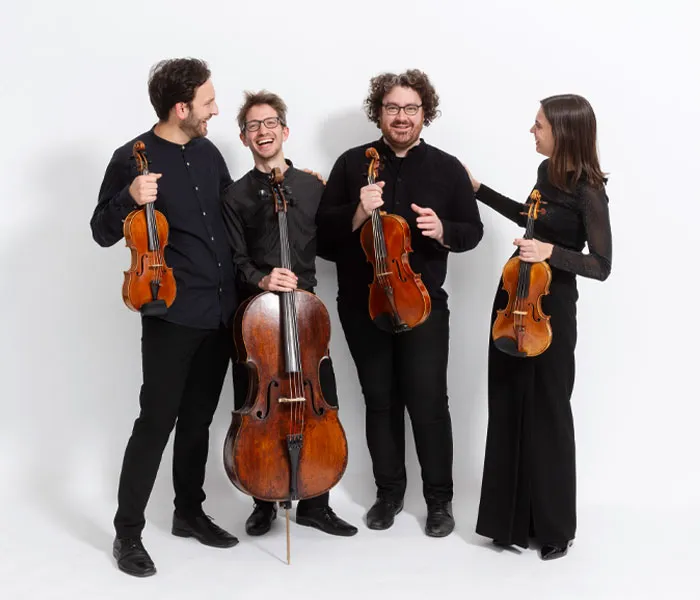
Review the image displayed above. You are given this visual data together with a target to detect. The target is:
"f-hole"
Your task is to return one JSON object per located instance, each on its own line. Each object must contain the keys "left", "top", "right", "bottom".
{"left": 258, "top": 380, "right": 277, "bottom": 419}
{"left": 391, "top": 258, "right": 406, "bottom": 282}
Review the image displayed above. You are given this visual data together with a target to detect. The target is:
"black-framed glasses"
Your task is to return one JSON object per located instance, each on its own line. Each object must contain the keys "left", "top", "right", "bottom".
{"left": 243, "top": 116, "right": 284, "bottom": 132}
{"left": 382, "top": 103, "right": 422, "bottom": 116}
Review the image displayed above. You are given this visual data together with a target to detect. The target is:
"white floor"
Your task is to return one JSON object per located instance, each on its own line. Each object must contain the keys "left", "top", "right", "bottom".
{"left": 1, "top": 479, "right": 696, "bottom": 600}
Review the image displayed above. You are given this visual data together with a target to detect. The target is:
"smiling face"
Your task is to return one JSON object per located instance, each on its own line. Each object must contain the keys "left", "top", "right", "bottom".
{"left": 239, "top": 103, "right": 289, "bottom": 163}
{"left": 179, "top": 78, "right": 218, "bottom": 139}
{"left": 378, "top": 86, "right": 424, "bottom": 153}
{"left": 530, "top": 105, "right": 555, "bottom": 157}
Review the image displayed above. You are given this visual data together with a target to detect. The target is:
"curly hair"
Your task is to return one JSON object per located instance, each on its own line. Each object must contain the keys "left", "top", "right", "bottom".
{"left": 236, "top": 90, "right": 288, "bottom": 132}
{"left": 364, "top": 69, "right": 440, "bottom": 126}
{"left": 148, "top": 58, "right": 211, "bottom": 121}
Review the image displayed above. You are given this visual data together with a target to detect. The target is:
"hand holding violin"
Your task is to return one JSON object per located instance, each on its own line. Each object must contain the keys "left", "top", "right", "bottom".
{"left": 353, "top": 181, "right": 385, "bottom": 230}
{"left": 129, "top": 173, "right": 162, "bottom": 206}
{"left": 514, "top": 238, "right": 553, "bottom": 263}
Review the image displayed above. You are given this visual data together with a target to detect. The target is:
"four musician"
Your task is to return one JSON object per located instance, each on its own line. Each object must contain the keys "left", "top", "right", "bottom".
{"left": 93, "top": 59, "right": 613, "bottom": 576}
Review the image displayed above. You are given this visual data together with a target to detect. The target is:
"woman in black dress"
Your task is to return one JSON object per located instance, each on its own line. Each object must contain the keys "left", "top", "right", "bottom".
{"left": 466, "top": 94, "right": 613, "bottom": 560}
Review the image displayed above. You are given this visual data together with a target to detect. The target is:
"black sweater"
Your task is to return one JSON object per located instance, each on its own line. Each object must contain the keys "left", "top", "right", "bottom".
{"left": 316, "top": 137, "right": 483, "bottom": 310}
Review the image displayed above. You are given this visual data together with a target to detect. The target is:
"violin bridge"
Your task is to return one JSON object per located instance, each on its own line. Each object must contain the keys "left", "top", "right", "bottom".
{"left": 279, "top": 397, "right": 306, "bottom": 404}
{"left": 512, "top": 310, "right": 528, "bottom": 316}
{"left": 148, "top": 264, "right": 164, "bottom": 268}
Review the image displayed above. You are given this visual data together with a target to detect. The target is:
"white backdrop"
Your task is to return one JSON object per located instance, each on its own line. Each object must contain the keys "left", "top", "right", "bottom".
{"left": 1, "top": 0, "right": 698, "bottom": 597}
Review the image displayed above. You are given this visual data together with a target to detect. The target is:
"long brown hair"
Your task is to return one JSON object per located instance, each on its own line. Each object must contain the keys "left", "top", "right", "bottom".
{"left": 541, "top": 94, "right": 606, "bottom": 191}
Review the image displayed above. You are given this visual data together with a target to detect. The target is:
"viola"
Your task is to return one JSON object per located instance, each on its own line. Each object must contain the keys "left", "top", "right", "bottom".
{"left": 223, "top": 167, "right": 347, "bottom": 563}
{"left": 360, "top": 147, "right": 431, "bottom": 333}
{"left": 122, "top": 141, "right": 176, "bottom": 316}
{"left": 492, "top": 189, "right": 552, "bottom": 357}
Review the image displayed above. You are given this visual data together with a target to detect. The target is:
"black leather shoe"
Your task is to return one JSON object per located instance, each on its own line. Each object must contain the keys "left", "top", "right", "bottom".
{"left": 366, "top": 497, "right": 403, "bottom": 530}
{"left": 245, "top": 502, "right": 277, "bottom": 536}
{"left": 113, "top": 536, "right": 156, "bottom": 577}
{"left": 296, "top": 506, "right": 358, "bottom": 536}
{"left": 425, "top": 500, "right": 455, "bottom": 537}
{"left": 540, "top": 541, "right": 573, "bottom": 560}
{"left": 172, "top": 512, "right": 239, "bottom": 548}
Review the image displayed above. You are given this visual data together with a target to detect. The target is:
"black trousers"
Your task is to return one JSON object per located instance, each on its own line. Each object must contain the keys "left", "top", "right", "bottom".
{"left": 114, "top": 317, "right": 233, "bottom": 538}
{"left": 338, "top": 302, "right": 452, "bottom": 503}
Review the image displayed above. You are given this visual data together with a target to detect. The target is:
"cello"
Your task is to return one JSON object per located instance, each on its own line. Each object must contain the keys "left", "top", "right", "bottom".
{"left": 492, "top": 189, "right": 552, "bottom": 357}
{"left": 122, "top": 141, "right": 176, "bottom": 316}
{"left": 360, "top": 147, "right": 431, "bottom": 333}
{"left": 223, "top": 167, "right": 348, "bottom": 563}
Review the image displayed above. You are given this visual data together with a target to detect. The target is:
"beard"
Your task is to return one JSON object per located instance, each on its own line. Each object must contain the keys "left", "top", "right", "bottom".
{"left": 180, "top": 112, "right": 207, "bottom": 139}
{"left": 380, "top": 117, "right": 423, "bottom": 151}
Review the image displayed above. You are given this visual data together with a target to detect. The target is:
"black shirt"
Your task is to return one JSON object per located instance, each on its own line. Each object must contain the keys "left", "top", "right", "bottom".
{"left": 316, "top": 138, "right": 484, "bottom": 310}
{"left": 221, "top": 161, "right": 325, "bottom": 300}
{"left": 476, "top": 159, "right": 612, "bottom": 281}
{"left": 90, "top": 127, "right": 237, "bottom": 329}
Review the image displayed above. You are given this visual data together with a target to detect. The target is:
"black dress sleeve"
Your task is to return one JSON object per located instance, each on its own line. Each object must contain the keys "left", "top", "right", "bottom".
{"left": 475, "top": 184, "right": 528, "bottom": 228}
{"left": 549, "top": 183, "right": 612, "bottom": 281}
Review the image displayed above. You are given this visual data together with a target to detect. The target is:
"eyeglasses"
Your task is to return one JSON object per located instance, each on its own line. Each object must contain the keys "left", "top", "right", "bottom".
{"left": 243, "top": 116, "right": 284, "bottom": 132}
{"left": 382, "top": 103, "right": 423, "bottom": 116}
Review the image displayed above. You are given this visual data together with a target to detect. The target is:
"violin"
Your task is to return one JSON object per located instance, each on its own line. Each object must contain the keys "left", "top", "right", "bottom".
{"left": 122, "top": 141, "right": 176, "bottom": 316}
{"left": 223, "top": 167, "right": 348, "bottom": 563}
{"left": 492, "top": 189, "right": 552, "bottom": 357}
{"left": 360, "top": 147, "right": 431, "bottom": 333}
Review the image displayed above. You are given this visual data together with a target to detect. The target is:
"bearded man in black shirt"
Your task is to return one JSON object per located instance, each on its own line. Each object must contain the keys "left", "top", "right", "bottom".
{"left": 316, "top": 70, "right": 483, "bottom": 537}
{"left": 221, "top": 90, "right": 357, "bottom": 538}
{"left": 91, "top": 58, "right": 239, "bottom": 578}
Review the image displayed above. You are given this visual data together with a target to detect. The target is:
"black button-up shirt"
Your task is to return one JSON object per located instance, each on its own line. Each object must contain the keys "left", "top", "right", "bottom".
{"left": 221, "top": 161, "right": 324, "bottom": 300}
{"left": 91, "top": 127, "right": 237, "bottom": 329}
{"left": 317, "top": 138, "right": 484, "bottom": 310}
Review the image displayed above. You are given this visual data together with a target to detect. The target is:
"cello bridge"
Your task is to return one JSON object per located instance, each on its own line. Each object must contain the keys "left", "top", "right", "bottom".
{"left": 279, "top": 397, "right": 306, "bottom": 404}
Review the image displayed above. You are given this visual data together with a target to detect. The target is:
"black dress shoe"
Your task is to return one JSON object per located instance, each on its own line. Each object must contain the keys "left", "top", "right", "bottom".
{"left": 540, "top": 541, "right": 573, "bottom": 560}
{"left": 171, "top": 512, "right": 239, "bottom": 548}
{"left": 245, "top": 501, "right": 277, "bottom": 536}
{"left": 296, "top": 506, "right": 358, "bottom": 537}
{"left": 113, "top": 536, "right": 156, "bottom": 577}
{"left": 425, "top": 500, "right": 455, "bottom": 537}
{"left": 366, "top": 497, "right": 403, "bottom": 530}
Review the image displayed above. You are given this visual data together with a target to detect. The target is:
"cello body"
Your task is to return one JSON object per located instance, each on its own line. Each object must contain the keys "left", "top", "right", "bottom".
{"left": 223, "top": 168, "right": 348, "bottom": 502}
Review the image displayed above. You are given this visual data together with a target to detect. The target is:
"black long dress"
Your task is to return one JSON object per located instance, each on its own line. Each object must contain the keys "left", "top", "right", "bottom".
{"left": 475, "top": 160, "right": 612, "bottom": 548}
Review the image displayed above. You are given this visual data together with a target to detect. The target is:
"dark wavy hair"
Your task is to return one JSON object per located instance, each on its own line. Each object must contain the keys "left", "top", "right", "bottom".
{"left": 541, "top": 94, "right": 607, "bottom": 191}
{"left": 236, "top": 90, "right": 288, "bottom": 132}
{"left": 364, "top": 69, "right": 441, "bottom": 126}
{"left": 148, "top": 58, "right": 211, "bottom": 121}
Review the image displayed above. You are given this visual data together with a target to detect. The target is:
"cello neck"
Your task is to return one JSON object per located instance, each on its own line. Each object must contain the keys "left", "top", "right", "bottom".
{"left": 270, "top": 168, "right": 301, "bottom": 374}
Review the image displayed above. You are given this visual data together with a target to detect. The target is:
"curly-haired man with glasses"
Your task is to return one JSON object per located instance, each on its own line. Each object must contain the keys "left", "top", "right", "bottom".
{"left": 317, "top": 70, "right": 483, "bottom": 538}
